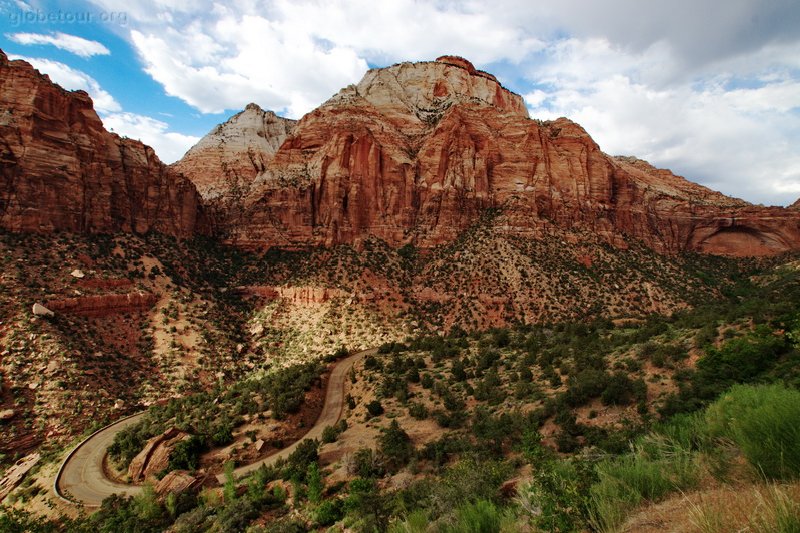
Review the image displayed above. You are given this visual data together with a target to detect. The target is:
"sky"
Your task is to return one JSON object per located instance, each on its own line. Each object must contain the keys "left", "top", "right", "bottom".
{"left": 0, "top": 1, "right": 799, "bottom": 206}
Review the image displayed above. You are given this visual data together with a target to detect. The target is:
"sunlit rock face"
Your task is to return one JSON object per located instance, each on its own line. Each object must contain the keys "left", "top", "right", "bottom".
{"left": 0, "top": 51, "right": 208, "bottom": 237}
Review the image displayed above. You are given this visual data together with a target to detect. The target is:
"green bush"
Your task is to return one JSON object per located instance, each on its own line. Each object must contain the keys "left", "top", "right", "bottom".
{"left": 705, "top": 383, "right": 800, "bottom": 479}
{"left": 315, "top": 498, "right": 344, "bottom": 527}
{"left": 349, "top": 448, "right": 385, "bottom": 478}
{"left": 444, "top": 500, "right": 507, "bottom": 533}
{"left": 284, "top": 439, "right": 319, "bottom": 482}
{"left": 589, "top": 443, "right": 698, "bottom": 531}
{"left": 379, "top": 420, "right": 414, "bottom": 472}
{"left": 366, "top": 400, "right": 384, "bottom": 417}
{"left": 168, "top": 435, "right": 206, "bottom": 472}
{"left": 408, "top": 402, "right": 429, "bottom": 420}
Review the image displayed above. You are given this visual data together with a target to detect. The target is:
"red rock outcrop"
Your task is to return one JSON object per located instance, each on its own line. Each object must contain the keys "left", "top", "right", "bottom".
{"left": 236, "top": 285, "right": 348, "bottom": 304}
{"left": 128, "top": 427, "right": 191, "bottom": 482}
{"left": 44, "top": 292, "right": 158, "bottom": 316}
{"left": 171, "top": 103, "right": 296, "bottom": 200}
{"left": 0, "top": 50, "right": 207, "bottom": 237}
{"left": 197, "top": 56, "right": 799, "bottom": 257}
{"left": 155, "top": 470, "right": 200, "bottom": 496}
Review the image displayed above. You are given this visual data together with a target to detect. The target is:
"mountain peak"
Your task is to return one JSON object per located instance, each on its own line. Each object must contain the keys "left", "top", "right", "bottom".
{"left": 323, "top": 56, "right": 529, "bottom": 124}
{"left": 172, "top": 104, "right": 296, "bottom": 199}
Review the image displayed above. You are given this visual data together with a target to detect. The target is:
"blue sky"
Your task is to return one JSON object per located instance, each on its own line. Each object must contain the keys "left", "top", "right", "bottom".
{"left": 1, "top": 0, "right": 799, "bottom": 206}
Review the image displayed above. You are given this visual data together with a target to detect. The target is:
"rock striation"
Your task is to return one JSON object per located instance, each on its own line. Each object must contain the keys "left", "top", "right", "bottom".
{"left": 171, "top": 103, "right": 296, "bottom": 200}
{"left": 44, "top": 291, "right": 158, "bottom": 316}
{"left": 0, "top": 50, "right": 207, "bottom": 238}
{"left": 192, "top": 55, "right": 800, "bottom": 257}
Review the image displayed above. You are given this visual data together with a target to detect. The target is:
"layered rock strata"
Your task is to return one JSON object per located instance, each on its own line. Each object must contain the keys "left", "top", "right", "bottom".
{"left": 196, "top": 55, "right": 800, "bottom": 256}
{"left": 0, "top": 50, "right": 206, "bottom": 237}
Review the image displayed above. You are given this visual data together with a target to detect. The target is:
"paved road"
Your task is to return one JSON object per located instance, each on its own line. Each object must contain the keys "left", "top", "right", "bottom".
{"left": 55, "top": 413, "right": 147, "bottom": 507}
{"left": 55, "top": 348, "right": 372, "bottom": 507}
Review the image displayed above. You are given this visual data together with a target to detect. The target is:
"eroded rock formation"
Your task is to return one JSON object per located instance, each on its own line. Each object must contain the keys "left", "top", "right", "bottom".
{"left": 0, "top": 50, "right": 207, "bottom": 237}
{"left": 193, "top": 55, "right": 799, "bottom": 257}
{"left": 171, "top": 103, "right": 296, "bottom": 200}
{"left": 128, "top": 427, "right": 191, "bottom": 482}
{"left": 44, "top": 292, "right": 158, "bottom": 316}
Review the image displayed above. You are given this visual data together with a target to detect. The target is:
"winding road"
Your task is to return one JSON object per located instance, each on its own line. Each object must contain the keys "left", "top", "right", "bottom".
{"left": 55, "top": 348, "right": 372, "bottom": 507}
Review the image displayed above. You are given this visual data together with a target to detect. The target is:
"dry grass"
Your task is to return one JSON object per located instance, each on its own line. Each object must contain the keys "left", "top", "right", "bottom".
{"left": 621, "top": 481, "right": 800, "bottom": 533}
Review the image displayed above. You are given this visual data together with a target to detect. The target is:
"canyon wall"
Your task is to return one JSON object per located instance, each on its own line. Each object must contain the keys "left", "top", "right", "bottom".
{"left": 185, "top": 56, "right": 799, "bottom": 257}
{"left": 0, "top": 51, "right": 207, "bottom": 238}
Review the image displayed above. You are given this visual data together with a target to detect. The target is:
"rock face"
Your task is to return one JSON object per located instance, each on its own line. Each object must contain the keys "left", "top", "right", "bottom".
{"left": 186, "top": 55, "right": 799, "bottom": 257}
{"left": 44, "top": 291, "right": 158, "bottom": 316}
{"left": 155, "top": 470, "right": 200, "bottom": 496}
{"left": 171, "top": 103, "right": 296, "bottom": 200}
{"left": 236, "top": 285, "right": 348, "bottom": 304}
{"left": 0, "top": 50, "right": 207, "bottom": 238}
{"left": 128, "top": 427, "right": 191, "bottom": 482}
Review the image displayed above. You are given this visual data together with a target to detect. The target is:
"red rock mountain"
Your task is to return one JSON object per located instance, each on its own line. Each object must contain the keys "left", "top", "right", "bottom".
{"left": 0, "top": 51, "right": 206, "bottom": 237}
{"left": 171, "top": 103, "right": 296, "bottom": 200}
{"left": 178, "top": 55, "right": 798, "bottom": 257}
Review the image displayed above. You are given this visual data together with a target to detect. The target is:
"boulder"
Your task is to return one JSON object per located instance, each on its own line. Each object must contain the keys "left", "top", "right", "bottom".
{"left": 32, "top": 303, "right": 54, "bottom": 317}
{"left": 154, "top": 470, "right": 200, "bottom": 496}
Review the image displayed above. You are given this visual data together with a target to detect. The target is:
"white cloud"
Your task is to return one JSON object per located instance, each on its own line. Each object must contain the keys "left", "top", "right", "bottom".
{"left": 8, "top": 54, "right": 121, "bottom": 113}
{"left": 82, "top": 0, "right": 800, "bottom": 204}
{"left": 129, "top": 22, "right": 368, "bottom": 118}
{"left": 7, "top": 54, "right": 195, "bottom": 163}
{"left": 524, "top": 38, "right": 800, "bottom": 206}
{"left": 6, "top": 31, "right": 110, "bottom": 58}
{"left": 96, "top": 0, "right": 542, "bottom": 118}
{"left": 101, "top": 112, "right": 200, "bottom": 163}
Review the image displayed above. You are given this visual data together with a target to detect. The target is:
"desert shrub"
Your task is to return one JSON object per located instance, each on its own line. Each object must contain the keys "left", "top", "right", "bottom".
{"left": 283, "top": 439, "right": 319, "bottom": 482}
{"left": 321, "top": 425, "right": 338, "bottom": 444}
{"left": 589, "top": 442, "right": 698, "bottom": 532}
{"left": 601, "top": 372, "right": 647, "bottom": 406}
{"left": 565, "top": 368, "right": 609, "bottom": 407}
{"left": 704, "top": 383, "right": 800, "bottom": 479}
{"left": 168, "top": 435, "right": 206, "bottom": 471}
{"left": 366, "top": 400, "right": 384, "bottom": 418}
{"left": 520, "top": 455, "right": 596, "bottom": 532}
{"left": 404, "top": 458, "right": 514, "bottom": 521}
{"left": 307, "top": 462, "right": 323, "bottom": 504}
{"left": 408, "top": 402, "right": 429, "bottom": 420}
{"left": 379, "top": 420, "right": 414, "bottom": 472}
{"left": 314, "top": 498, "right": 344, "bottom": 527}
{"left": 348, "top": 448, "right": 385, "bottom": 478}
{"left": 345, "top": 477, "right": 393, "bottom": 532}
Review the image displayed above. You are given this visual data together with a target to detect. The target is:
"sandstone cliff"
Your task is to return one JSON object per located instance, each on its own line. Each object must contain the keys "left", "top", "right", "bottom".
{"left": 171, "top": 103, "right": 296, "bottom": 200}
{"left": 194, "top": 55, "right": 799, "bottom": 257}
{"left": 0, "top": 50, "right": 206, "bottom": 237}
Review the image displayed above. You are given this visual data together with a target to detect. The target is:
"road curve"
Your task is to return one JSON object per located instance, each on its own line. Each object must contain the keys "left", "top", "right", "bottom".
{"left": 54, "top": 412, "right": 147, "bottom": 507}
{"left": 55, "top": 348, "right": 372, "bottom": 507}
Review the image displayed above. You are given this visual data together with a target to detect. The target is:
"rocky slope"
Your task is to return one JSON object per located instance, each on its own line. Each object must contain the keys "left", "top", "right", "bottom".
{"left": 171, "top": 103, "right": 296, "bottom": 200}
{"left": 195, "top": 55, "right": 799, "bottom": 257}
{"left": 0, "top": 50, "right": 206, "bottom": 238}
